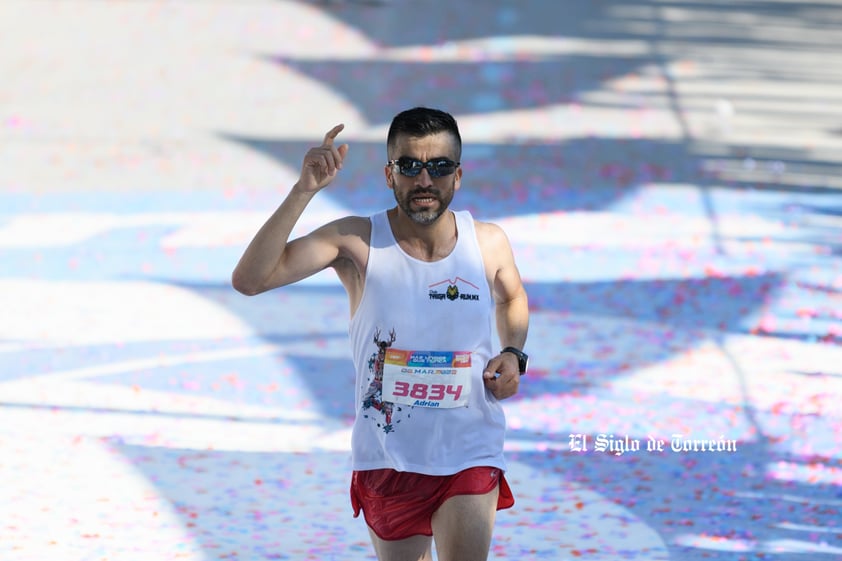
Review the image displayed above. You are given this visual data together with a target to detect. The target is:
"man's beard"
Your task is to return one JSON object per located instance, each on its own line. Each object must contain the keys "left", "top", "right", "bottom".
{"left": 391, "top": 180, "right": 454, "bottom": 225}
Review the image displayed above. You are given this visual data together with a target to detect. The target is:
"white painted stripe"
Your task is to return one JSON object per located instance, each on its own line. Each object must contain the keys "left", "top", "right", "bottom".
{"left": 20, "top": 343, "right": 284, "bottom": 383}
{"left": 0, "top": 279, "right": 257, "bottom": 344}
{"left": 490, "top": 209, "right": 787, "bottom": 246}
{"left": 674, "top": 533, "right": 842, "bottom": 555}
{"left": 0, "top": 210, "right": 347, "bottom": 248}
{"left": 281, "top": 36, "right": 653, "bottom": 61}
{"left": 0, "top": 209, "right": 789, "bottom": 249}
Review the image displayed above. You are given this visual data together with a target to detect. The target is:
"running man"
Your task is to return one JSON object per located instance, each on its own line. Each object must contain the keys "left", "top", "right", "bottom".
{"left": 233, "top": 107, "right": 529, "bottom": 561}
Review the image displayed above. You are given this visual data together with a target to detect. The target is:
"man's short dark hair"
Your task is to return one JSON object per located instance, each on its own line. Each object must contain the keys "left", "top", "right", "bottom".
{"left": 387, "top": 107, "right": 462, "bottom": 160}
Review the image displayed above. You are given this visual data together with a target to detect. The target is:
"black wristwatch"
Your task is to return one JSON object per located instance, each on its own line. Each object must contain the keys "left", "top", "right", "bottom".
{"left": 501, "top": 346, "right": 529, "bottom": 375}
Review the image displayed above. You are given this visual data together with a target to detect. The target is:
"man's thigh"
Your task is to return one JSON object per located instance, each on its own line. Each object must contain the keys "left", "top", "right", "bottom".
{"left": 368, "top": 528, "right": 433, "bottom": 561}
{"left": 430, "top": 487, "right": 499, "bottom": 561}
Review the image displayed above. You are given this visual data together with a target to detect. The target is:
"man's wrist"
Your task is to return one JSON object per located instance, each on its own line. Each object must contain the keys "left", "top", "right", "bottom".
{"left": 290, "top": 182, "right": 320, "bottom": 196}
{"left": 501, "top": 346, "right": 528, "bottom": 375}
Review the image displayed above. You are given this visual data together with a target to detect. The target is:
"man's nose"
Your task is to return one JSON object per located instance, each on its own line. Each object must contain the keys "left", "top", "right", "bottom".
{"left": 415, "top": 166, "right": 434, "bottom": 186}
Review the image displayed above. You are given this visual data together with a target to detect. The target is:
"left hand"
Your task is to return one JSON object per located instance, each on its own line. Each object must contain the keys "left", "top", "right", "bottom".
{"left": 482, "top": 352, "right": 521, "bottom": 400}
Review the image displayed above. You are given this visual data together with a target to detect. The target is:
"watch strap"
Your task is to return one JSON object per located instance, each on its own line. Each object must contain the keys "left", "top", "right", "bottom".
{"left": 501, "top": 346, "right": 528, "bottom": 375}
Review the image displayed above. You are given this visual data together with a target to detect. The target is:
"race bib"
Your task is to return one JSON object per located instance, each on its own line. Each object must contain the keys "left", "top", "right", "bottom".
{"left": 382, "top": 349, "right": 472, "bottom": 408}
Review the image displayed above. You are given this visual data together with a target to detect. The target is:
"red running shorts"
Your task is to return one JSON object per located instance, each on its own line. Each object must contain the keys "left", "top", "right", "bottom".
{"left": 350, "top": 466, "right": 515, "bottom": 541}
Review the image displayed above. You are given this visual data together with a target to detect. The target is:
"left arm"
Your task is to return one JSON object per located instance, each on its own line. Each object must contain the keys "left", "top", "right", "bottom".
{"left": 476, "top": 221, "right": 529, "bottom": 400}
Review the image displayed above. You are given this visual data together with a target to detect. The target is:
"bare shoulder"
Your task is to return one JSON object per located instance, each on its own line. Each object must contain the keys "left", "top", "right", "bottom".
{"left": 474, "top": 218, "right": 517, "bottom": 281}
{"left": 310, "top": 215, "right": 370, "bottom": 248}
{"left": 474, "top": 219, "right": 513, "bottom": 257}
{"left": 317, "top": 215, "right": 371, "bottom": 259}
{"left": 473, "top": 218, "right": 524, "bottom": 304}
{"left": 319, "top": 215, "right": 370, "bottom": 237}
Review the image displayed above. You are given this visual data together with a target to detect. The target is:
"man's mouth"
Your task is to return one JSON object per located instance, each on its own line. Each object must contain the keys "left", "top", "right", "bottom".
{"left": 411, "top": 192, "right": 438, "bottom": 205}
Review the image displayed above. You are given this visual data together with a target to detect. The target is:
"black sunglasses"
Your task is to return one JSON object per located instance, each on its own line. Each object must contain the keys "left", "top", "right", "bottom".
{"left": 388, "top": 157, "right": 460, "bottom": 178}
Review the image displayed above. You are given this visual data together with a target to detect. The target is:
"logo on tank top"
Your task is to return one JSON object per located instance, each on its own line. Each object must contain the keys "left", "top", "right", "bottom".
{"left": 361, "top": 327, "right": 411, "bottom": 434}
{"left": 428, "top": 277, "right": 480, "bottom": 302}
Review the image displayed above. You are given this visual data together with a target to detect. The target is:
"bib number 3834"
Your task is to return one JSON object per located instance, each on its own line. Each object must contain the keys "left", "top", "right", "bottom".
{"left": 382, "top": 349, "right": 471, "bottom": 408}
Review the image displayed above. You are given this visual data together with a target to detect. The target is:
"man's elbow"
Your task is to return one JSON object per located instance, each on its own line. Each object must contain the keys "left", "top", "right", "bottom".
{"left": 231, "top": 269, "right": 263, "bottom": 296}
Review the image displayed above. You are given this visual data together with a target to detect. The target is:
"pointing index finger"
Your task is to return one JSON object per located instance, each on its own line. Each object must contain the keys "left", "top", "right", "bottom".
{"left": 323, "top": 123, "right": 345, "bottom": 146}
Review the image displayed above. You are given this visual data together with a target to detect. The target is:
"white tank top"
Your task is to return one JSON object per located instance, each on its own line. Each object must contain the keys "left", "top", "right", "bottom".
{"left": 349, "top": 210, "right": 507, "bottom": 475}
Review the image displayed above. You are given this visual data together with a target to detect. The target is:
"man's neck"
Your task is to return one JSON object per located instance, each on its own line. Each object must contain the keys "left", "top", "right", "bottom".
{"left": 387, "top": 208, "right": 458, "bottom": 262}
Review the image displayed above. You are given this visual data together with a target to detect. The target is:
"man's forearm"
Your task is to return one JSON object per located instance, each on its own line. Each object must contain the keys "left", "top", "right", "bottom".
{"left": 232, "top": 185, "right": 316, "bottom": 295}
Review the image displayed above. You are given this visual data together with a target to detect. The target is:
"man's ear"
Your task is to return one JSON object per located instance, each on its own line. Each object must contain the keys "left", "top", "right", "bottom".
{"left": 384, "top": 164, "right": 394, "bottom": 189}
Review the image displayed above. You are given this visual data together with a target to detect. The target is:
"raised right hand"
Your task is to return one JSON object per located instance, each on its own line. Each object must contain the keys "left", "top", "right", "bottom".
{"left": 296, "top": 124, "right": 349, "bottom": 193}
